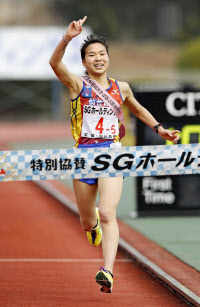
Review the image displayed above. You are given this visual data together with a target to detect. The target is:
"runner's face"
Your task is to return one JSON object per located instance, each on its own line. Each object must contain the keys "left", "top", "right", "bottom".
{"left": 82, "top": 43, "right": 109, "bottom": 75}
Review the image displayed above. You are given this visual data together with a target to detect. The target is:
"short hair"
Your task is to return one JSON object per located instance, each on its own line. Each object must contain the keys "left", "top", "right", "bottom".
{"left": 80, "top": 34, "right": 109, "bottom": 60}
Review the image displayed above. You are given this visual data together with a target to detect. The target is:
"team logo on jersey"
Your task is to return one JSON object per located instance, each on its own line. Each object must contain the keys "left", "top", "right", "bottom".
{"left": 82, "top": 85, "right": 92, "bottom": 98}
{"left": 111, "top": 89, "right": 119, "bottom": 95}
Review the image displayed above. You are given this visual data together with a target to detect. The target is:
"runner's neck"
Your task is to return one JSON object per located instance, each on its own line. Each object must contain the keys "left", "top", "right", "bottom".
{"left": 87, "top": 73, "right": 110, "bottom": 90}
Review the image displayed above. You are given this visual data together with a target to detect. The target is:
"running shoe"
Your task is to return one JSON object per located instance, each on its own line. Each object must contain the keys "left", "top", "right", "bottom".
{"left": 87, "top": 208, "right": 102, "bottom": 247}
{"left": 95, "top": 266, "right": 113, "bottom": 293}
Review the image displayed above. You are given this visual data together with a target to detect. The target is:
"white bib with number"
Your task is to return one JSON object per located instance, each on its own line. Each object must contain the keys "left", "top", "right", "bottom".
{"left": 81, "top": 105, "right": 119, "bottom": 139}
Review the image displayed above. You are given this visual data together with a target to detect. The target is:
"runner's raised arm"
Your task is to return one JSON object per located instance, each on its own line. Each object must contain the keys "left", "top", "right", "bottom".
{"left": 49, "top": 16, "right": 87, "bottom": 94}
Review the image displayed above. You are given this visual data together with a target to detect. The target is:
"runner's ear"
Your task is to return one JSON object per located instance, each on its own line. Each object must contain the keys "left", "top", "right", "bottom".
{"left": 82, "top": 60, "right": 86, "bottom": 67}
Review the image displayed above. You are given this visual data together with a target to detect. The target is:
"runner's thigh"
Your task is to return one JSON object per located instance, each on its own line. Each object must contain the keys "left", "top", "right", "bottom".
{"left": 98, "top": 177, "right": 123, "bottom": 213}
{"left": 73, "top": 179, "right": 98, "bottom": 217}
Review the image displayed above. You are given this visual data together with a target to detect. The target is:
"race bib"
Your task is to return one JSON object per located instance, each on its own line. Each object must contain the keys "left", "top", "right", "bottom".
{"left": 81, "top": 105, "right": 119, "bottom": 139}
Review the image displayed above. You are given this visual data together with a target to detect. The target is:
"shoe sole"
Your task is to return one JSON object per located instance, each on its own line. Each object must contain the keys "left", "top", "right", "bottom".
{"left": 100, "top": 285, "right": 111, "bottom": 293}
{"left": 96, "top": 272, "right": 112, "bottom": 288}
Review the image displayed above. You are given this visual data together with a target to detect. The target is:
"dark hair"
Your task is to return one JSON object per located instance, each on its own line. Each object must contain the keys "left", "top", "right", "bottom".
{"left": 80, "top": 34, "right": 109, "bottom": 60}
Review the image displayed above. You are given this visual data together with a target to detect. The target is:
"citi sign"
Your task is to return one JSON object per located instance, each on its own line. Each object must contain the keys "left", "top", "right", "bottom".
{"left": 166, "top": 92, "right": 200, "bottom": 117}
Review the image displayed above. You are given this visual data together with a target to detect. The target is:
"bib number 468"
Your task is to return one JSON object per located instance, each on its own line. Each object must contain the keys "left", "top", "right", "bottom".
{"left": 95, "top": 117, "right": 116, "bottom": 134}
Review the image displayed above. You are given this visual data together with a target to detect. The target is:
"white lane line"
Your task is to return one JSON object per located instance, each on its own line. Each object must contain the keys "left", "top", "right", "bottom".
{"left": 0, "top": 258, "right": 133, "bottom": 263}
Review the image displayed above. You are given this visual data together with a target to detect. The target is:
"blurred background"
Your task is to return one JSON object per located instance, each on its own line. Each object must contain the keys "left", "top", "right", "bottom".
{"left": 1, "top": 0, "right": 200, "bottom": 122}
{"left": 1, "top": 0, "right": 200, "bottom": 271}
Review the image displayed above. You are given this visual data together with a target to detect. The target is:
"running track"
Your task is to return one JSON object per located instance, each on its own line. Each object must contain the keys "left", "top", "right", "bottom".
{"left": 0, "top": 181, "right": 186, "bottom": 306}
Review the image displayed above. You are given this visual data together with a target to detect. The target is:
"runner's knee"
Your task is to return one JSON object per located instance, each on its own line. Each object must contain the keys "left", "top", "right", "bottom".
{"left": 80, "top": 217, "right": 96, "bottom": 231}
{"left": 99, "top": 208, "right": 116, "bottom": 224}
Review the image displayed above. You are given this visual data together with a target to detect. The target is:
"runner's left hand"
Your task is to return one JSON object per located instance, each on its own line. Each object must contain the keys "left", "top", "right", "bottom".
{"left": 158, "top": 128, "right": 180, "bottom": 144}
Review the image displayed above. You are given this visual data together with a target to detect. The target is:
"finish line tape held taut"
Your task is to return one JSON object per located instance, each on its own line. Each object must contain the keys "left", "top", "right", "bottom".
{"left": 0, "top": 144, "right": 199, "bottom": 182}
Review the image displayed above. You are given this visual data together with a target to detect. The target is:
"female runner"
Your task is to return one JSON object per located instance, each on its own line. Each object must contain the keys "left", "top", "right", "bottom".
{"left": 49, "top": 16, "right": 180, "bottom": 293}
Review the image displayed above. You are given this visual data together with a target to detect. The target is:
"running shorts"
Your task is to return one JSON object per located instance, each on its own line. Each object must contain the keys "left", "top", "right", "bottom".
{"left": 76, "top": 141, "right": 121, "bottom": 185}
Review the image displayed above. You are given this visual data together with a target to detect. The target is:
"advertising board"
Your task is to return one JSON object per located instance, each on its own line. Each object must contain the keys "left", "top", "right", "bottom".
{"left": 133, "top": 84, "right": 200, "bottom": 215}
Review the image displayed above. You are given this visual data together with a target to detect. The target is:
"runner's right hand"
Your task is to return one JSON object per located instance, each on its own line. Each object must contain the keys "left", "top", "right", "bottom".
{"left": 64, "top": 16, "right": 87, "bottom": 41}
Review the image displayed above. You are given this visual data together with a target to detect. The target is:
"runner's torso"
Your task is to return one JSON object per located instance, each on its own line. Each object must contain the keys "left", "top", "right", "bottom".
{"left": 70, "top": 78, "right": 123, "bottom": 147}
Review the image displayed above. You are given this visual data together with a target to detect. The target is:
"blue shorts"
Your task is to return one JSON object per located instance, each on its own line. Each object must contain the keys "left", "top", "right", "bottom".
{"left": 77, "top": 141, "right": 114, "bottom": 185}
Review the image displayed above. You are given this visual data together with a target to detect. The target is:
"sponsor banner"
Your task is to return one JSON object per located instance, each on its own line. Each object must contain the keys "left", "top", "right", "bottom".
{"left": 0, "top": 144, "right": 199, "bottom": 182}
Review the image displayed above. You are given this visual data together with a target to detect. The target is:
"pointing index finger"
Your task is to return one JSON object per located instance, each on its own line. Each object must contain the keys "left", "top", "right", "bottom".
{"left": 81, "top": 16, "right": 87, "bottom": 25}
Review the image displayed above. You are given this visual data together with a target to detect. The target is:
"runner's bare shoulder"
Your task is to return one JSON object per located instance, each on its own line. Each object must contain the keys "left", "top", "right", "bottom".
{"left": 117, "top": 81, "right": 132, "bottom": 100}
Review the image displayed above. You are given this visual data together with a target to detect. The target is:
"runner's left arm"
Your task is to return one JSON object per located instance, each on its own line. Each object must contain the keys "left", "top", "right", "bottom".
{"left": 119, "top": 82, "right": 180, "bottom": 144}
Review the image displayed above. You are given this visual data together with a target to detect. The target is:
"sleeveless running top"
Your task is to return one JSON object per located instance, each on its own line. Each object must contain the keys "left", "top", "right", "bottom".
{"left": 70, "top": 78, "right": 124, "bottom": 147}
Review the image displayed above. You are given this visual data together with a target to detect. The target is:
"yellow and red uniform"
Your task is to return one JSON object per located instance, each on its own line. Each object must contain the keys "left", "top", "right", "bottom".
{"left": 71, "top": 78, "right": 123, "bottom": 147}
